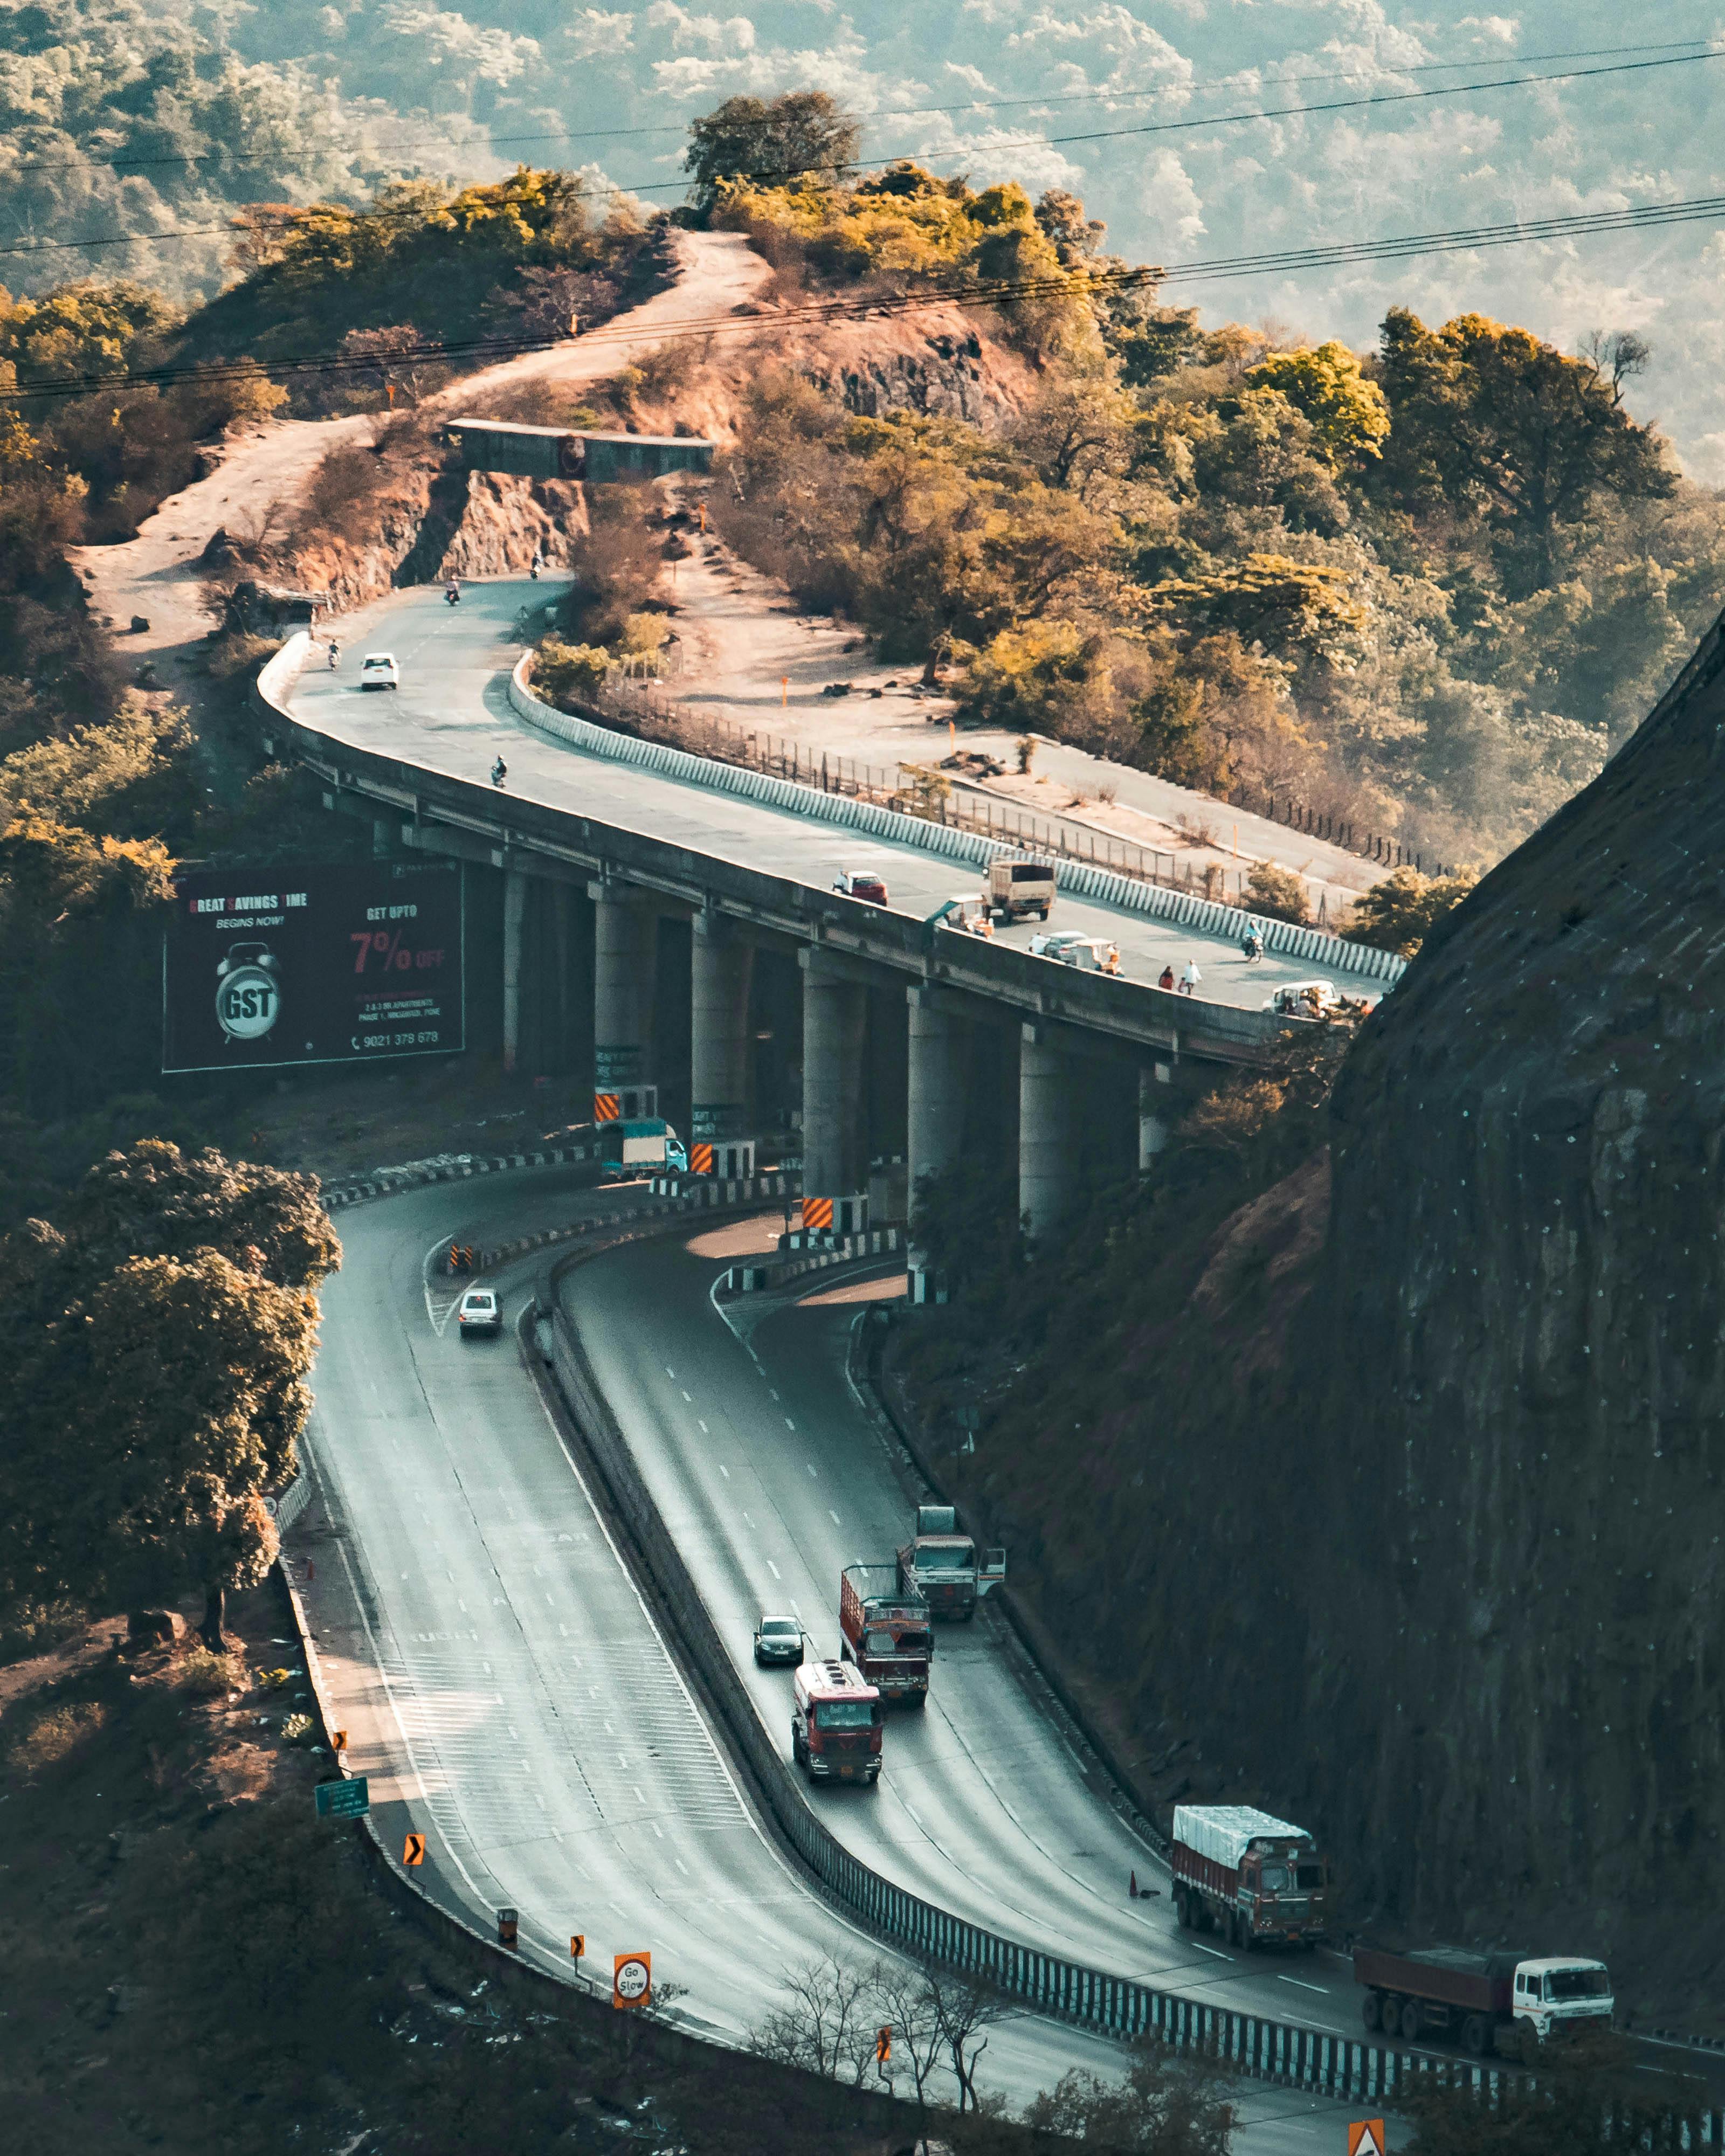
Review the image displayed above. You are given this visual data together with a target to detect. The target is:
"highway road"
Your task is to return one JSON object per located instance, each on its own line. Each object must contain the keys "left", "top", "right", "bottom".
{"left": 287, "top": 579, "right": 1388, "bottom": 1012}
{"left": 561, "top": 1217, "right": 1365, "bottom": 2038}
{"left": 293, "top": 1167, "right": 1388, "bottom": 2146}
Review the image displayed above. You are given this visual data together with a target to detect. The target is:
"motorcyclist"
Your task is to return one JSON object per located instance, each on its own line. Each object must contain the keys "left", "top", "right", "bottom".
{"left": 528, "top": 554, "right": 541, "bottom": 582}
{"left": 446, "top": 580, "right": 461, "bottom": 606}
{"left": 328, "top": 640, "right": 340, "bottom": 670}
{"left": 491, "top": 756, "right": 507, "bottom": 788}
{"left": 1241, "top": 927, "right": 1264, "bottom": 963}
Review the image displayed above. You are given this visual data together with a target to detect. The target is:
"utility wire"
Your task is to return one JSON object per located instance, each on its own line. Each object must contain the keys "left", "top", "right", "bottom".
{"left": 9, "top": 188, "right": 1725, "bottom": 406}
{"left": 4, "top": 43, "right": 1723, "bottom": 255}
{"left": 8, "top": 31, "right": 1716, "bottom": 179}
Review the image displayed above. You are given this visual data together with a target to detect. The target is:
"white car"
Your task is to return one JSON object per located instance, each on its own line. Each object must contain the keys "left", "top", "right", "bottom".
{"left": 457, "top": 1288, "right": 500, "bottom": 1337}
{"left": 360, "top": 652, "right": 400, "bottom": 691}
{"left": 832, "top": 867, "right": 889, "bottom": 906}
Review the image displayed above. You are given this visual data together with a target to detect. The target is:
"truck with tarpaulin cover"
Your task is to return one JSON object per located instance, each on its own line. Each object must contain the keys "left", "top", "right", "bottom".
{"left": 1171, "top": 1804, "right": 1331, "bottom": 1949}
{"left": 839, "top": 1565, "right": 932, "bottom": 1705}
{"left": 1353, "top": 1944, "right": 1613, "bottom": 2059}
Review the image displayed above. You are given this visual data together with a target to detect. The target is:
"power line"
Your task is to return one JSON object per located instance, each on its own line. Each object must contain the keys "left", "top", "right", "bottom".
{"left": 5, "top": 40, "right": 1723, "bottom": 259}
{"left": 10, "top": 189, "right": 1725, "bottom": 406}
{"left": 9, "top": 31, "right": 1716, "bottom": 181}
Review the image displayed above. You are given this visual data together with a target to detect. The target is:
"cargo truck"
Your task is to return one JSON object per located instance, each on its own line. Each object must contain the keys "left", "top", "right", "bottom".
{"left": 839, "top": 1565, "right": 933, "bottom": 1705}
{"left": 597, "top": 1117, "right": 688, "bottom": 1176}
{"left": 895, "top": 1505, "right": 1006, "bottom": 1621}
{"left": 791, "top": 1659, "right": 882, "bottom": 1785}
{"left": 1171, "top": 1805, "right": 1331, "bottom": 1949}
{"left": 1353, "top": 1945, "right": 1613, "bottom": 2060}
{"left": 984, "top": 855, "right": 1056, "bottom": 924}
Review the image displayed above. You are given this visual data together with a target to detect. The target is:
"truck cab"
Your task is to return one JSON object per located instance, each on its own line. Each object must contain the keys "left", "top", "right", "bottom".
{"left": 791, "top": 1660, "right": 883, "bottom": 1785}
{"left": 895, "top": 1504, "right": 1006, "bottom": 1622}
{"left": 1513, "top": 1958, "right": 1614, "bottom": 2046}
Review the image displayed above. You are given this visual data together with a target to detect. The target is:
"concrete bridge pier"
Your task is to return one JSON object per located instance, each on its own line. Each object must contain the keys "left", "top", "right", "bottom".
{"left": 590, "top": 879, "right": 657, "bottom": 1122}
{"left": 799, "top": 947, "right": 870, "bottom": 1237}
{"left": 501, "top": 868, "right": 528, "bottom": 1075}
{"left": 907, "top": 985, "right": 969, "bottom": 1300}
{"left": 1019, "top": 1022, "right": 1085, "bottom": 1244}
{"left": 691, "top": 910, "right": 757, "bottom": 1179}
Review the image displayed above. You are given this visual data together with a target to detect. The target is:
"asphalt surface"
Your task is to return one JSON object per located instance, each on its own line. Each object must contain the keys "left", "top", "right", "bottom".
{"left": 293, "top": 1169, "right": 1389, "bottom": 2147}
{"left": 287, "top": 579, "right": 1388, "bottom": 1013}
{"left": 562, "top": 1222, "right": 1369, "bottom": 2040}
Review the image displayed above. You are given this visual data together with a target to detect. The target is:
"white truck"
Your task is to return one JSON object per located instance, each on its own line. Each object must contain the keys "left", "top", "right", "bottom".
{"left": 985, "top": 855, "right": 1056, "bottom": 924}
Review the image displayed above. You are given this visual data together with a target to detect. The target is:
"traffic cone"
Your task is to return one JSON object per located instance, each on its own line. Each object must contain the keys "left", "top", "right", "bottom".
{"left": 1129, "top": 1871, "right": 1138, "bottom": 1899}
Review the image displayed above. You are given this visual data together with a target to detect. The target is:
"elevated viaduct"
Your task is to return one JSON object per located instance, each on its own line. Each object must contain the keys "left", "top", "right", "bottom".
{"left": 259, "top": 581, "right": 1400, "bottom": 1262}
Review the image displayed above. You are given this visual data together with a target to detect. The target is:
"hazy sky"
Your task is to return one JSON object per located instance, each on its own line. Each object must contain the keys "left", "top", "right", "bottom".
{"left": 258, "top": 2, "right": 1725, "bottom": 475}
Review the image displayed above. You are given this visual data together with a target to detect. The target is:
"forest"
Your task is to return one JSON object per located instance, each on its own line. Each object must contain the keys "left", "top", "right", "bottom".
{"left": 713, "top": 154, "right": 1722, "bottom": 865}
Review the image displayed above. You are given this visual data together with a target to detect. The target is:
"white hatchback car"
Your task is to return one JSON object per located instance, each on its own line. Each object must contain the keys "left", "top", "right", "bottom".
{"left": 360, "top": 652, "right": 400, "bottom": 691}
{"left": 457, "top": 1288, "right": 500, "bottom": 1337}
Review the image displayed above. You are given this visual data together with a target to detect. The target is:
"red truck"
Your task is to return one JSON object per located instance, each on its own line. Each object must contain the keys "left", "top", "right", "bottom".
{"left": 1171, "top": 1805, "right": 1331, "bottom": 1950}
{"left": 839, "top": 1565, "right": 933, "bottom": 1706}
{"left": 1354, "top": 1945, "right": 1614, "bottom": 2058}
{"left": 790, "top": 1659, "right": 882, "bottom": 1786}
{"left": 895, "top": 1505, "right": 1006, "bottom": 1621}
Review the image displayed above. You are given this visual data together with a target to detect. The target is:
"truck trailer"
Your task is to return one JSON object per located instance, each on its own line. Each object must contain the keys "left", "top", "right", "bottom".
{"left": 1353, "top": 1945, "right": 1613, "bottom": 2059}
{"left": 1171, "top": 1805, "right": 1331, "bottom": 1949}
{"left": 839, "top": 1565, "right": 932, "bottom": 1705}
{"left": 895, "top": 1505, "right": 1006, "bottom": 1622}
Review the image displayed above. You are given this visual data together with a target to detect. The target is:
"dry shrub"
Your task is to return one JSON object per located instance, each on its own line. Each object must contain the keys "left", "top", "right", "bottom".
{"left": 176, "top": 1644, "right": 241, "bottom": 1697}
{"left": 1183, "top": 1077, "right": 1288, "bottom": 1149}
{"left": 630, "top": 336, "right": 706, "bottom": 403}
{"left": 292, "top": 441, "right": 384, "bottom": 542}
{"left": 8, "top": 1698, "right": 107, "bottom": 1775}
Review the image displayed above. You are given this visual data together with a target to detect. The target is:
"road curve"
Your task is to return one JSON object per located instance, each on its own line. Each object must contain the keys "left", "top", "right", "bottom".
{"left": 293, "top": 1169, "right": 1375, "bottom": 2147}
{"left": 287, "top": 577, "right": 1388, "bottom": 1010}
{"left": 561, "top": 1223, "right": 1363, "bottom": 2041}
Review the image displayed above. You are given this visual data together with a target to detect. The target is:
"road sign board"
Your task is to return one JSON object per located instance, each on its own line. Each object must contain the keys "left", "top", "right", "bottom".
{"left": 875, "top": 2024, "right": 892, "bottom": 2063}
{"left": 1348, "top": 2120, "right": 1385, "bottom": 2156}
{"left": 330, "top": 1729, "right": 347, "bottom": 1753}
{"left": 403, "top": 1832, "right": 426, "bottom": 1866}
{"left": 314, "top": 1776, "right": 369, "bottom": 1819}
{"left": 613, "top": 1952, "right": 651, "bottom": 2009}
{"left": 571, "top": 1936, "right": 585, "bottom": 1960}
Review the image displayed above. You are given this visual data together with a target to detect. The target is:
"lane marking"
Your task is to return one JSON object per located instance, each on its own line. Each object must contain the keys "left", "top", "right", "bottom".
{"left": 804, "top": 1462, "right": 817, "bottom": 1477}
{"left": 785, "top": 1418, "right": 797, "bottom": 1431}
{"left": 698, "top": 1420, "right": 709, "bottom": 1434}
{"left": 717, "top": 1463, "right": 730, "bottom": 1479}
{"left": 1193, "top": 1943, "right": 1231, "bottom": 1961}
{"left": 665, "top": 1365, "right": 676, "bottom": 1378}
{"left": 829, "top": 1509, "right": 841, "bottom": 1525}
{"left": 767, "top": 1560, "right": 781, "bottom": 1579}
{"left": 681, "top": 1390, "right": 693, "bottom": 1402}
{"left": 1278, "top": 1976, "right": 1331, "bottom": 1994}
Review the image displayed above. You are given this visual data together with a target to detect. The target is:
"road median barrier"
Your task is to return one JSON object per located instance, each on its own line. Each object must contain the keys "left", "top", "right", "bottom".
{"left": 535, "top": 1243, "right": 1661, "bottom": 2126}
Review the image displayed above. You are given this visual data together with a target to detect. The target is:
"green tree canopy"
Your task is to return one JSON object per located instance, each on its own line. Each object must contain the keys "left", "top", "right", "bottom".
{"left": 1373, "top": 307, "right": 1676, "bottom": 589}
{"left": 1341, "top": 863, "right": 1479, "bottom": 957}
{"left": 0, "top": 1142, "right": 339, "bottom": 1645}
{"left": 1246, "top": 340, "right": 1390, "bottom": 465}
{"left": 685, "top": 93, "right": 861, "bottom": 213}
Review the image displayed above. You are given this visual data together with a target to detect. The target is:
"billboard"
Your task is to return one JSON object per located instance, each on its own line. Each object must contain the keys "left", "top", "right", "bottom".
{"left": 163, "top": 861, "right": 464, "bottom": 1074}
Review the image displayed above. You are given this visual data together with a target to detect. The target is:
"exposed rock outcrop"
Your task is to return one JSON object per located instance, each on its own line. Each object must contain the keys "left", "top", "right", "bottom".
{"left": 1315, "top": 604, "right": 1725, "bottom": 1986}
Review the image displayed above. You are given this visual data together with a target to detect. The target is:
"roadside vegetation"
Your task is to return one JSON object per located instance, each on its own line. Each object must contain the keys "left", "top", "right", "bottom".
{"left": 698, "top": 106, "right": 1716, "bottom": 868}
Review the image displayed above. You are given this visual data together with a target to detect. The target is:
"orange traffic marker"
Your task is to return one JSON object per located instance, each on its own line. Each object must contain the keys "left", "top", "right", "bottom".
{"left": 403, "top": 1832, "right": 426, "bottom": 1866}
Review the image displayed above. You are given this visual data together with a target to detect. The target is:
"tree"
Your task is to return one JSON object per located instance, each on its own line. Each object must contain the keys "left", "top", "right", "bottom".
{"left": 1245, "top": 341, "right": 1389, "bottom": 466}
{"left": 1373, "top": 307, "right": 1676, "bottom": 589}
{"left": 922, "top": 1966, "right": 1010, "bottom": 2114}
{"left": 1340, "top": 863, "right": 1478, "bottom": 957}
{"left": 685, "top": 93, "right": 861, "bottom": 213}
{"left": 1400, "top": 2028, "right": 1703, "bottom": 2156}
{"left": 1025, "top": 2038, "right": 1236, "bottom": 2152}
{"left": 747, "top": 1954, "right": 880, "bottom": 2085}
{"left": 1245, "top": 859, "right": 1312, "bottom": 925}
{"left": 0, "top": 1141, "right": 339, "bottom": 1647}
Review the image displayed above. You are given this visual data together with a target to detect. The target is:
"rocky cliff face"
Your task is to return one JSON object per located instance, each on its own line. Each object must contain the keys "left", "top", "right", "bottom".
{"left": 1315, "top": 604, "right": 1725, "bottom": 1985}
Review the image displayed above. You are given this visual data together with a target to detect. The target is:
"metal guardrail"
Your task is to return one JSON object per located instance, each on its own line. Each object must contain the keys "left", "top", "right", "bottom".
{"left": 508, "top": 657, "right": 1407, "bottom": 990}
{"left": 542, "top": 1254, "right": 1703, "bottom": 2124}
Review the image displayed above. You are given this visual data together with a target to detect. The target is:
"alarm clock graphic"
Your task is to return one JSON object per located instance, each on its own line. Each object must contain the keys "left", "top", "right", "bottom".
{"left": 215, "top": 939, "right": 282, "bottom": 1045}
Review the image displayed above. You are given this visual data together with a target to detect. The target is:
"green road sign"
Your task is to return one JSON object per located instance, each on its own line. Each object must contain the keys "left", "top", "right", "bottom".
{"left": 315, "top": 1775, "right": 370, "bottom": 1820}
